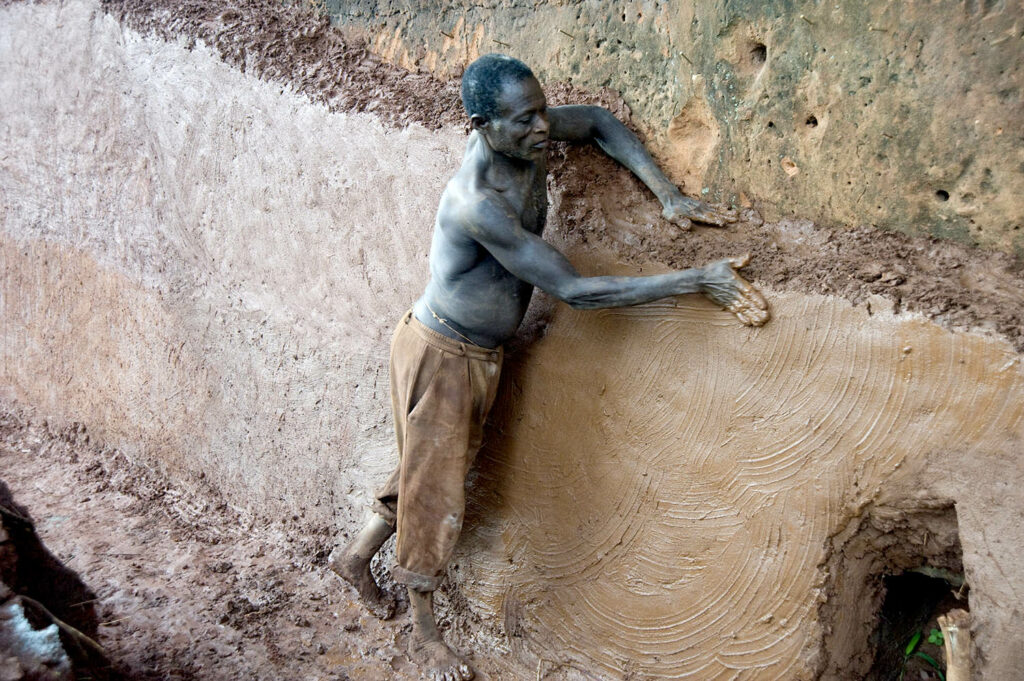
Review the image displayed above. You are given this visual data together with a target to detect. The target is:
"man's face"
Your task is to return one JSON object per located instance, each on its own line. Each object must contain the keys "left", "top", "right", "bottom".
{"left": 480, "top": 76, "right": 549, "bottom": 161}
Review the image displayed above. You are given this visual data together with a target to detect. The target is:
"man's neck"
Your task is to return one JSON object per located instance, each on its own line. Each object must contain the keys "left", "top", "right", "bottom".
{"left": 470, "top": 131, "right": 538, "bottom": 188}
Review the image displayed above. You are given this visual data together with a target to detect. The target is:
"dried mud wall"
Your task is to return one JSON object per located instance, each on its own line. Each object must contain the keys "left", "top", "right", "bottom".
{"left": 2, "top": 1, "right": 1024, "bottom": 680}
{"left": 331, "top": 0, "right": 1024, "bottom": 254}
{"left": 0, "top": 0, "right": 456, "bottom": 529}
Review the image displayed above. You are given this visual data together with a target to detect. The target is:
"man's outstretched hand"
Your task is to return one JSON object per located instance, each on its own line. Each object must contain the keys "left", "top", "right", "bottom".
{"left": 699, "top": 254, "right": 770, "bottom": 327}
{"left": 661, "top": 193, "right": 739, "bottom": 230}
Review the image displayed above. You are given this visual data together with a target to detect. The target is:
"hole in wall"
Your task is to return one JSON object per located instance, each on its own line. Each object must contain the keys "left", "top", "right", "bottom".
{"left": 866, "top": 572, "right": 967, "bottom": 681}
{"left": 817, "top": 500, "right": 968, "bottom": 680}
{"left": 935, "top": 190, "right": 950, "bottom": 201}
{"left": 767, "top": 120, "right": 775, "bottom": 128}
{"left": 805, "top": 114, "right": 818, "bottom": 127}
{"left": 731, "top": 32, "right": 769, "bottom": 77}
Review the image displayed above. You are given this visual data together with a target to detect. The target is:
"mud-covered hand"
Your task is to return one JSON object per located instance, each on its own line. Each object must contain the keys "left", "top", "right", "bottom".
{"left": 661, "top": 192, "right": 739, "bottom": 230}
{"left": 699, "top": 254, "right": 770, "bottom": 327}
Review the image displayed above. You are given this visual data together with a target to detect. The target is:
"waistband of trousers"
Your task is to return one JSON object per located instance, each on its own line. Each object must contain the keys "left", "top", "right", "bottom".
{"left": 402, "top": 310, "right": 502, "bottom": 362}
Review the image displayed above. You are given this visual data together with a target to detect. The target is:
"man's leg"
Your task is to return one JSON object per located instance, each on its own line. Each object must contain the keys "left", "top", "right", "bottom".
{"left": 408, "top": 588, "right": 474, "bottom": 681}
{"left": 329, "top": 513, "right": 396, "bottom": 619}
{"left": 392, "top": 349, "right": 499, "bottom": 681}
{"left": 378, "top": 316, "right": 500, "bottom": 679}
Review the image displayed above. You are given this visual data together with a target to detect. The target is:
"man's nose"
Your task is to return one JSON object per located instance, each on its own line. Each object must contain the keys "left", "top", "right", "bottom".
{"left": 534, "top": 112, "right": 549, "bottom": 135}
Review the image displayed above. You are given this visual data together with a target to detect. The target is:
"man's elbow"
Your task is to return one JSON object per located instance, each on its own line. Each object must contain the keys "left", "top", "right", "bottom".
{"left": 589, "top": 107, "right": 622, "bottom": 140}
{"left": 553, "top": 280, "right": 599, "bottom": 310}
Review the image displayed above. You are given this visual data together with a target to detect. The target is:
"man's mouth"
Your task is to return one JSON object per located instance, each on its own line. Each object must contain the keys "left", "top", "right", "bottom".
{"left": 532, "top": 140, "right": 548, "bottom": 150}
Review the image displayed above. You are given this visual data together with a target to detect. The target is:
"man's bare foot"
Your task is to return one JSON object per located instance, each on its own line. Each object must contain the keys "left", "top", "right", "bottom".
{"left": 328, "top": 546, "right": 396, "bottom": 620}
{"left": 408, "top": 635, "right": 475, "bottom": 681}
{"left": 700, "top": 254, "right": 771, "bottom": 327}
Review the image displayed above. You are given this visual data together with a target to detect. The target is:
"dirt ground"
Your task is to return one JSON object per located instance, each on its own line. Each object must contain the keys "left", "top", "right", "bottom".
{"left": 0, "top": 405, "right": 452, "bottom": 681}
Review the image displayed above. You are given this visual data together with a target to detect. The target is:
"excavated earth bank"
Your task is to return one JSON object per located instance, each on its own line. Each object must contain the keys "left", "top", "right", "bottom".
{"left": 330, "top": 0, "right": 1024, "bottom": 253}
{"left": 105, "top": 0, "right": 1024, "bottom": 352}
{"left": 2, "top": 1, "right": 1023, "bottom": 679}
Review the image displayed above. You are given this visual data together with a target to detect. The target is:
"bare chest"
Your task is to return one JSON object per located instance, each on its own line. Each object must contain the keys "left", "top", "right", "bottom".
{"left": 516, "top": 166, "right": 548, "bottom": 234}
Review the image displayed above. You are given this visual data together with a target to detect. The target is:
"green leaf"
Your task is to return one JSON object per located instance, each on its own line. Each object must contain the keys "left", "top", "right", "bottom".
{"left": 904, "top": 630, "right": 923, "bottom": 656}
{"left": 927, "top": 628, "right": 944, "bottom": 646}
{"left": 913, "top": 650, "right": 946, "bottom": 681}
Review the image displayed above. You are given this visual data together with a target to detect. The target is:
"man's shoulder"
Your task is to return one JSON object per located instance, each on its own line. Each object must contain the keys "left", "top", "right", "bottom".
{"left": 441, "top": 172, "right": 512, "bottom": 233}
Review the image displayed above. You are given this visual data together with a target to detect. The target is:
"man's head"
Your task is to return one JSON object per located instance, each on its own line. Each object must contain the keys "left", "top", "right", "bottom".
{"left": 461, "top": 54, "right": 548, "bottom": 160}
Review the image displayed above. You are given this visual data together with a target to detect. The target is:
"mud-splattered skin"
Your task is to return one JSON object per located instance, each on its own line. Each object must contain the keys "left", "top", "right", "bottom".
{"left": 413, "top": 76, "right": 768, "bottom": 348}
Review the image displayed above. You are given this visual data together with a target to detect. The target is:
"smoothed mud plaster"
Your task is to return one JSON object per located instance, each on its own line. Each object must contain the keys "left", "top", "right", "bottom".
{"left": 461, "top": 276, "right": 1024, "bottom": 679}
{"left": 3, "top": 1, "right": 1024, "bottom": 679}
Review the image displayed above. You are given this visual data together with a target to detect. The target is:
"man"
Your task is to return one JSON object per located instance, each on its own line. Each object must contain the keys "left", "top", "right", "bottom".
{"left": 331, "top": 54, "right": 769, "bottom": 681}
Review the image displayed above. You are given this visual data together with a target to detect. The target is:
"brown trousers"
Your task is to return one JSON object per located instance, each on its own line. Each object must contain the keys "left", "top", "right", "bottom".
{"left": 373, "top": 311, "right": 503, "bottom": 591}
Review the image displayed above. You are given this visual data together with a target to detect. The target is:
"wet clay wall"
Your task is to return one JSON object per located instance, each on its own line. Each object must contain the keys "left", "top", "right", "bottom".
{"left": 2, "top": 1, "right": 1024, "bottom": 679}
{"left": 330, "top": 0, "right": 1024, "bottom": 254}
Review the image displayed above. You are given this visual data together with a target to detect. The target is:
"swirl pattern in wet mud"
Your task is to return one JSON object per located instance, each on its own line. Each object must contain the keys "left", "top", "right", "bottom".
{"left": 461, "top": 286, "right": 1024, "bottom": 678}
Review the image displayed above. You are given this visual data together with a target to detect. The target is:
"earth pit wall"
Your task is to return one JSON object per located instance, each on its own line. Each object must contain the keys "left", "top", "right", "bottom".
{"left": 2, "top": 1, "right": 1024, "bottom": 679}
{"left": 330, "top": 0, "right": 1024, "bottom": 254}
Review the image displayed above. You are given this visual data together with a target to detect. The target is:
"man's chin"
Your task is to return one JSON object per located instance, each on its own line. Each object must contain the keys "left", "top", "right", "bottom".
{"left": 502, "top": 148, "right": 544, "bottom": 162}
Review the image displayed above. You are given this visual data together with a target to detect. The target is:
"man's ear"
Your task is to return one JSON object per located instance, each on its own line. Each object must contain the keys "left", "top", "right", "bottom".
{"left": 469, "top": 114, "right": 489, "bottom": 132}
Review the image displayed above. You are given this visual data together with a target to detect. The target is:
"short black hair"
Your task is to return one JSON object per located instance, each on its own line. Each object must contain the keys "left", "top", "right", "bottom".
{"left": 461, "top": 54, "right": 535, "bottom": 122}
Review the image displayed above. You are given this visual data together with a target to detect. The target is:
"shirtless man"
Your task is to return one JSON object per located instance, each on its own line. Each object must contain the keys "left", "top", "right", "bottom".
{"left": 331, "top": 54, "right": 769, "bottom": 681}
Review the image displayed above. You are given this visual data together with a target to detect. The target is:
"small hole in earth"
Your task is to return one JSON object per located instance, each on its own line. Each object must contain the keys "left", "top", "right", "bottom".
{"left": 750, "top": 43, "right": 767, "bottom": 64}
{"left": 806, "top": 115, "right": 818, "bottom": 127}
{"left": 818, "top": 501, "right": 966, "bottom": 680}
{"left": 935, "top": 190, "right": 950, "bottom": 201}
{"left": 866, "top": 572, "right": 966, "bottom": 680}
{"left": 767, "top": 121, "right": 775, "bottom": 128}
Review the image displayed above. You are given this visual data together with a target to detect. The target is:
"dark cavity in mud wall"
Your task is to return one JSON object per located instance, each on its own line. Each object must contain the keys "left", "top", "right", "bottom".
{"left": 817, "top": 500, "right": 968, "bottom": 681}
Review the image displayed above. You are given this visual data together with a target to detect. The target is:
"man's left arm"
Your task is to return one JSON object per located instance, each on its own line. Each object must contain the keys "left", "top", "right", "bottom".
{"left": 548, "top": 105, "right": 736, "bottom": 229}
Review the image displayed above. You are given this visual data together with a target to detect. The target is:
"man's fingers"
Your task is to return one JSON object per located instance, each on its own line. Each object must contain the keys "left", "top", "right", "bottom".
{"left": 734, "top": 277, "right": 768, "bottom": 310}
{"left": 728, "top": 253, "right": 751, "bottom": 269}
{"left": 751, "top": 307, "right": 770, "bottom": 325}
{"left": 739, "top": 287, "right": 769, "bottom": 314}
{"left": 698, "top": 204, "right": 738, "bottom": 226}
{"left": 717, "top": 207, "right": 740, "bottom": 223}
{"left": 752, "top": 289, "right": 768, "bottom": 310}
{"left": 704, "top": 255, "right": 770, "bottom": 326}
{"left": 671, "top": 215, "right": 694, "bottom": 231}
{"left": 729, "top": 299, "right": 770, "bottom": 327}
{"left": 723, "top": 265, "right": 770, "bottom": 326}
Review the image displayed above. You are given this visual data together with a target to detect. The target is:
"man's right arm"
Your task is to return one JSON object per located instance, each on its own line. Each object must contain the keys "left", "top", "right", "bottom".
{"left": 462, "top": 195, "right": 768, "bottom": 325}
